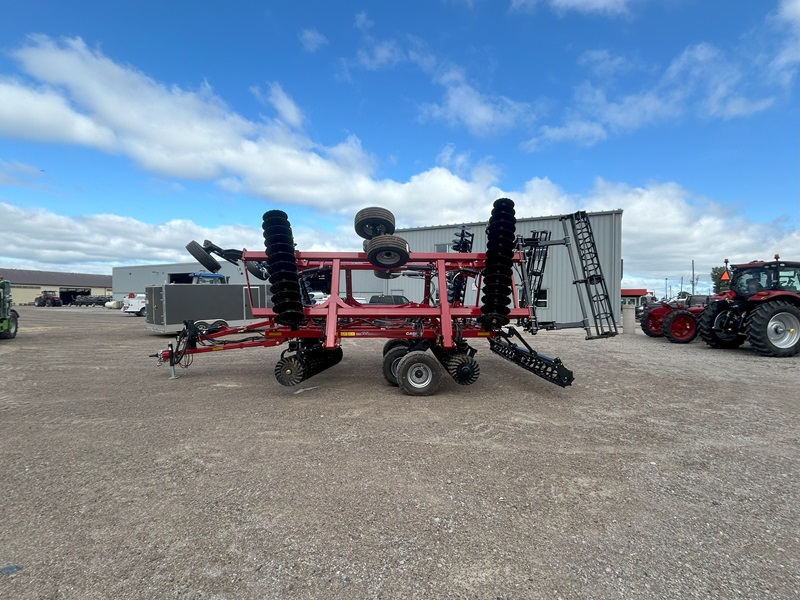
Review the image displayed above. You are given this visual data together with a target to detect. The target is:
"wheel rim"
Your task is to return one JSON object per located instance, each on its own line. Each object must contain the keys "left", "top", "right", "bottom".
{"left": 406, "top": 363, "right": 434, "bottom": 389}
{"left": 374, "top": 250, "right": 402, "bottom": 267}
{"left": 767, "top": 311, "right": 800, "bottom": 349}
{"left": 671, "top": 315, "right": 695, "bottom": 340}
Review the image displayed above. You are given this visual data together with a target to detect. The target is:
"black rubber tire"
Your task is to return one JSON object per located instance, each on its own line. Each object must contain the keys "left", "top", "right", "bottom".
{"left": 245, "top": 261, "right": 268, "bottom": 281}
{"left": 366, "top": 235, "right": 410, "bottom": 269}
{"left": 640, "top": 313, "right": 663, "bottom": 337}
{"left": 662, "top": 310, "right": 698, "bottom": 343}
{"left": 698, "top": 302, "right": 746, "bottom": 349}
{"left": 137, "top": 307, "right": 146, "bottom": 317}
{"left": 396, "top": 351, "right": 442, "bottom": 396}
{"left": 194, "top": 321, "right": 210, "bottom": 333}
{"left": 0, "top": 315, "right": 17, "bottom": 339}
{"left": 382, "top": 339, "right": 410, "bottom": 356}
{"left": 354, "top": 207, "right": 395, "bottom": 239}
{"left": 382, "top": 346, "right": 409, "bottom": 386}
{"left": 45, "top": 299, "right": 52, "bottom": 307}
{"left": 746, "top": 300, "right": 800, "bottom": 357}
{"left": 186, "top": 240, "right": 222, "bottom": 273}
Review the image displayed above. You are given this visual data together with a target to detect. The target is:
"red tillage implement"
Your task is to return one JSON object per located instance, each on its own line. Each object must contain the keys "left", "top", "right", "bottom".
{"left": 152, "top": 198, "right": 617, "bottom": 395}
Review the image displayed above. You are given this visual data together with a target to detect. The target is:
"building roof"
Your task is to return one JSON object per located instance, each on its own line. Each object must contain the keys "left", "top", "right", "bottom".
{"left": 0, "top": 268, "right": 112, "bottom": 288}
{"left": 396, "top": 208, "right": 624, "bottom": 233}
{"left": 621, "top": 288, "right": 650, "bottom": 297}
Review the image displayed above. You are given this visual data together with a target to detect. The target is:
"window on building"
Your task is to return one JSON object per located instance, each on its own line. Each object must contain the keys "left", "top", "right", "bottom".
{"left": 434, "top": 243, "right": 449, "bottom": 253}
{"left": 535, "top": 289, "right": 548, "bottom": 309}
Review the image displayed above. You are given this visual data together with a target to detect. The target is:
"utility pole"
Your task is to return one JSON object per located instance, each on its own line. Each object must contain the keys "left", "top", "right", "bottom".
{"left": 691, "top": 260, "right": 696, "bottom": 295}
{"left": 664, "top": 278, "right": 668, "bottom": 300}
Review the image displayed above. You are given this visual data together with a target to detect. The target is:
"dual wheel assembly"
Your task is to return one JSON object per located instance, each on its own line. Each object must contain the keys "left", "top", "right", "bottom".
{"left": 381, "top": 340, "right": 480, "bottom": 396}
{"left": 354, "top": 207, "right": 410, "bottom": 273}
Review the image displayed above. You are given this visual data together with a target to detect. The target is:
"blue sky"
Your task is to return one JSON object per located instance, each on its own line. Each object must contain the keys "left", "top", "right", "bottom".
{"left": 0, "top": 0, "right": 798, "bottom": 294}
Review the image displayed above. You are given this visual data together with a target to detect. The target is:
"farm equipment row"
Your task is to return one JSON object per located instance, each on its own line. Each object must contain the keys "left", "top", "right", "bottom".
{"left": 640, "top": 256, "right": 800, "bottom": 356}
{"left": 152, "top": 198, "right": 618, "bottom": 395}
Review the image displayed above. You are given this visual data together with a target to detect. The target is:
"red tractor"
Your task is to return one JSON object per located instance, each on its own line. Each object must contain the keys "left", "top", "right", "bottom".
{"left": 698, "top": 256, "right": 800, "bottom": 357}
{"left": 639, "top": 294, "right": 709, "bottom": 343}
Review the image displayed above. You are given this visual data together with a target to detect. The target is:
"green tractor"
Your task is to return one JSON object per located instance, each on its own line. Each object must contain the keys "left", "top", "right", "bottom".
{"left": 698, "top": 256, "right": 800, "bottom": 357}
{"left": 1, "top": 277, "right": 19, "bottom": 340}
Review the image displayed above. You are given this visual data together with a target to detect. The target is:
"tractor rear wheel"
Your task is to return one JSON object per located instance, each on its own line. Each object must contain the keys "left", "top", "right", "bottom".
{"left": 396, "top": 351, "right": 442, "bottom": 396}
{"left": 640, "top": 313, "right": 663, "bottom": 337}
{"left": 746, "top": 300, "right": 800, "bottom": 357}
{"left": 698, "top": 302, "right": 745, "bottom": 349}
{"left": 662, "top": 310, "right": 697, "bottom": 343}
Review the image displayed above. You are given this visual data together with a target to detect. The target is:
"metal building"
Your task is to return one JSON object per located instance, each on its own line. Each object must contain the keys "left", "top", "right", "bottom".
{"left": 356, "top": 209, "right": 623, "bottom": 326}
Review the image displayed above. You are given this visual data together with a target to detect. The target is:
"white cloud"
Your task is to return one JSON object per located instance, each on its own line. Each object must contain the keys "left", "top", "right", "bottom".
{"left": 299, "top": 28, "right": 328, "bottom": 53}
{"left": 265, "top": 82, "right": 305, "bottom": 130}
{"left": 524, "top": 41, "right": 778, "bottom": 149}
{"left": 510, "top": 0, "right": 634, "bottom": 16}
{"left": 419, "top": 69, "right": 535, "bottom": 137}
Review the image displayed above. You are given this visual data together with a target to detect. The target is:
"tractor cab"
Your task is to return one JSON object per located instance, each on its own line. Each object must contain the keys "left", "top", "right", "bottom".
{"left": 729, "top": 261, "right": 800, "bottom": 299}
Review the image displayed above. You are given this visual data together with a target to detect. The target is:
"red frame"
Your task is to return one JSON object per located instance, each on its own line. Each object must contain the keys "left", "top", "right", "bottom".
{"left": 159, "top": 248, "right": 532, "bottom": 361}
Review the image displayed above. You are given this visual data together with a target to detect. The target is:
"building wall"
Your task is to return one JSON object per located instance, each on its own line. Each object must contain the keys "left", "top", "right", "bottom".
{"left": 112, "top": 261, "right": 248, "bottom": 299}
{"left": 355, "top": 209, "right": 623, "bottom": 325}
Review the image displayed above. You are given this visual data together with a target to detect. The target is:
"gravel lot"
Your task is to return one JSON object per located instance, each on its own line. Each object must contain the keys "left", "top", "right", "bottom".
{"left": 1, "top": 306, "right": 798, "bottom": 599}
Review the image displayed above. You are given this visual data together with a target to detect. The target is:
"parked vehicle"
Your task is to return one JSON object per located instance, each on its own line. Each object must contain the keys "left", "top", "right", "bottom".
{"left": 0, "top": 277, "right": 18, "bottom": 339}
{"left": 71, "top": 295, "right": 111, "bottom": 307}
{"left": 640, "top": 294, "right": 710, "bottom": 343}
{"left": 699, "top": 257, "right": 800, "bottom": 356}
{"left": 369, "top": 294, "right": 411, "bottom": 305}
{"left": 122, "top": 293, "right": 147, "bottom": 316}
{"left": 34, "top": 290, "right": 63, "bottom": 307}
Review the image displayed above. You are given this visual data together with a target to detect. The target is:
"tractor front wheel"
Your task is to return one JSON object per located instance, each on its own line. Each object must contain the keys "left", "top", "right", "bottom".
{"left": 0, "top": 314, "right": 17, "bottom": 339}
{"left": 663, "top": 310, "right": 697, "bottom": 343}
{"left": 747, "top": 301, "right": 800, "bottom": 357}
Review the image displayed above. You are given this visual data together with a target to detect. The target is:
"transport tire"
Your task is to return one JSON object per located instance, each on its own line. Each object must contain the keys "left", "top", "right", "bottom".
{"left": 396, "top": 351, "right": 442, "bottom": 396}
{"left": 382, "top": 346, "right": 409, "bottom": 386}
{"left": 354, "top": 207, "right": 395, "bottom": 239}
{"left": 186, "top": 240, "right": 222, "bottom": 273}
{"left": 366, "top": 235, "right": 410, "bottom": 269}
{"left": 382, "top": 339, "right": 410, "bottom": 356}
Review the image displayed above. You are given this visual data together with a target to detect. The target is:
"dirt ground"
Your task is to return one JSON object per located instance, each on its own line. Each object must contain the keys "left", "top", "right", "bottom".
{"left": 1, "top": 306, "right": 798, "bottom": 599}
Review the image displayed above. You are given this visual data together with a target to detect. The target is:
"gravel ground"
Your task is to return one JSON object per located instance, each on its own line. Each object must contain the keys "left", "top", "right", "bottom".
{"left": 1, "top": 306, "right": 798, "bottom": 599}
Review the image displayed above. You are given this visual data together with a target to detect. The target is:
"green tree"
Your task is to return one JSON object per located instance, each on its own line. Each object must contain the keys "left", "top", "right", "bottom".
{"left": 710, "top": 266, "right": 730, "bottom": 294}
